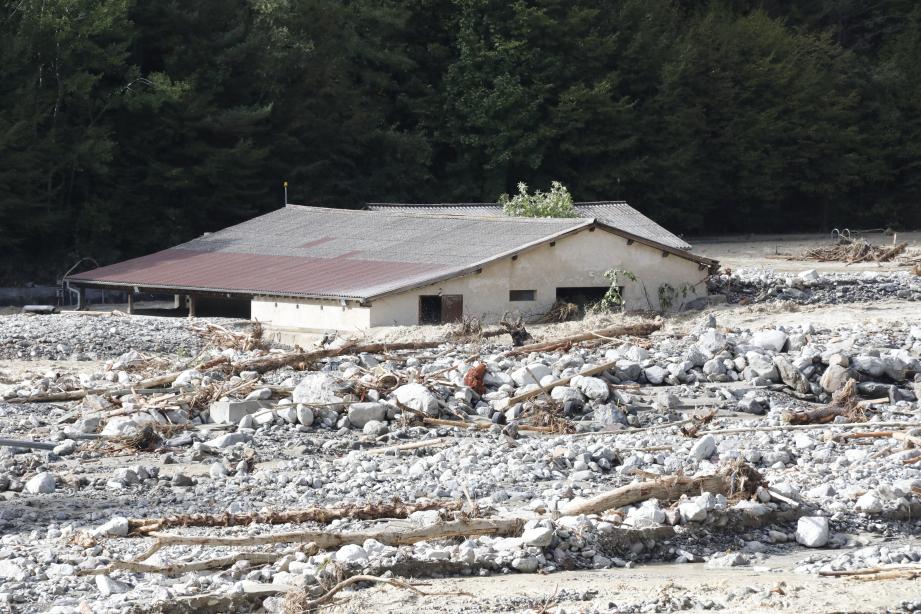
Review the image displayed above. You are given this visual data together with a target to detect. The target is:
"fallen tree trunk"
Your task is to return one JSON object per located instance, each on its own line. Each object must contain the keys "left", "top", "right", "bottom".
{"left": 365, "top": 438, "right": 452, "bottom": 456}
{"left": 504, "top": 322, "right": 661, "bottom": 356}
{"left": 78, "top": 551, "right": 280, "bottom": 577}
{"left": 559, "top": 461, "right": 763, "bottom": 517}
{"left": 127, "top": 500, "right": 462, "bottom": 535}
{"left": 0, "top": 438, "right": 57, "bottom": 451}
{"left": 139, "top": 517, "right": 524, "bottom": 560}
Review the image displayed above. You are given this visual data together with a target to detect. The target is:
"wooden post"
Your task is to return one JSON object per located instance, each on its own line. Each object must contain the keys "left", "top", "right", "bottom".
{"left": 76, "top": 287, "right": 86, "bottom": 311}
{"left": 127, "top": 293, "right": 134, "bottom": 315}
{"left": 188, "top": 295, "right": 197, "bottom": 319}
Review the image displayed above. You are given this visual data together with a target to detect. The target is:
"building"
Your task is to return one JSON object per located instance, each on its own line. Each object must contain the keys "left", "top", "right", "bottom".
{"left": 66, "top": 204, "right": 717, "bottom": 330}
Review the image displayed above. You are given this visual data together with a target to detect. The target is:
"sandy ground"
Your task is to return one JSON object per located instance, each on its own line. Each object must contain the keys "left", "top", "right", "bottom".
{"left": 692, "top": 231, "right": 921, "bottom": 273}
{"left": 334, "top": 544, "right": 921, "bottom": 613}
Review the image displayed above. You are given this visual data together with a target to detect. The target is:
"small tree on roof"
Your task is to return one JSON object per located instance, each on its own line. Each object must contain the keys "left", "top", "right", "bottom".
{"left": 499, "top": 181, "right": 578, "bottom": 218}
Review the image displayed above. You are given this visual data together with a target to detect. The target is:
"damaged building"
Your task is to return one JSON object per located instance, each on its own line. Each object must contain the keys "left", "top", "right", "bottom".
{"left": 66, "top": 203, "right": 716, "bottom": 329}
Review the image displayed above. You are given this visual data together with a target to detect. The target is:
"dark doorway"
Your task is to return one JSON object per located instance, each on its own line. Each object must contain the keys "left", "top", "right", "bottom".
{"left": 418, "top": 294, "right": 464, "bottom": 324}
{"left": 556, "top": 286, "right": 610, "bottom": 313}
{"left": 419, "top": 295, "right": 441, "bottom": 324}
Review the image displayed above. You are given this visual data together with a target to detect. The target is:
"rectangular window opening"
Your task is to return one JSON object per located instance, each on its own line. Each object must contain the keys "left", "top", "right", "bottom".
{"left": 509, "top": 289, "right": 537, "bottom": 302}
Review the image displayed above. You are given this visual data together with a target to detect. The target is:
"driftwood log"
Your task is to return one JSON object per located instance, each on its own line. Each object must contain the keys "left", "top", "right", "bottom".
{"left": 505, "top": 322, "right": 661, "bottom": 356}
{"left": 559, "top": 461, "right": 763, "bottom": 517}
{"left": 78, "top": 551, "right": 280, "bottom": 577}
{"left": 138, "top": 517, "right": 524, "bottom": 561}
{"left": 127, "top": 500, "right": 462, "bottom": 535}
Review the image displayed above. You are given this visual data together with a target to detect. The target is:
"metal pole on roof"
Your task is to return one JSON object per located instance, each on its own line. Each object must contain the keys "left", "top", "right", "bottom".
{"left": 283, "top": 181, "right": 288, "bottom": 205}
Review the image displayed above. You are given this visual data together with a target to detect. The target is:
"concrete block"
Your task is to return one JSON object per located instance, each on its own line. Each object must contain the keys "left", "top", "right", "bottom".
{"left": 209, "top": 400, "right": 272, "bottom": 424}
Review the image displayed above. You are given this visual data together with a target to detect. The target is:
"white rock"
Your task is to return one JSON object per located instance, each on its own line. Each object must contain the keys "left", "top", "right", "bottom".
{"left": 292, "top": 373, "right": 344, "bottom": 409}
{"left": 571, "top": 376, "right": 609, "bottom": 401}
{"left": 644, "top": 365, "right": 668, "bottom": 385}
{"left": 751, "top": 330, "right": 788, "bottom": 352}
{"left": 688, "top": 435, "right": 715, "bottom": 461}
{"left": 0, "top": 561, "right": 27, "bottom": 581}
{"left": 820, "top": 364, "right": 850, "bottom": 393}
{"left": 209, "top": 463, "right": 229, "bottom": 479}
{"left": 203, "top": 432, "right": 252, "bottom": 449}
{"left": 276, "top": 407, "right": 298, "bottom": 424}
{"left": 335, "top": 544, "right": 368, "bottom": 565}
{"left": 679, "top": 500, "right": 708, "bottom": 523}
{"left": 296, "top": 405, "right": 314, "bottom": 426}
{"left": 362, "top": 420, "right": 388, "bottom": 436}
{"left": 25, "top": 472, "right": 55, "bottom": 494}
{"left": 95, "top": 516, "right": 129, "bottom": 537}
{"left": 52, "top": 439, "right": 77, "bottom": 456}
{"left": 245, "top": 387, "right": 272, "bottom": 401}
{"left": 392, "top": 384, "right": 439, "bottom": 416}
{"left": 799, "top": 269, "right": 819, "bottom": 283}
{"left": 173, "top": 369, "right": 201, "bottom": 387}
{"left": 511, "top": 364, "right": 553, "bottom": 387}
{"left": 796, "top": 516, "right": 829, "bottom": 547}
{"left": 520, "top": 527, "right": 554, "bottom": 547}
{"left": 697, "top": 329, "right": 727, "bottom": 355}
{"left": 511, "top": 556, "right": 539, "bottom": 572}
{"left": 95, "top": 574, "right": 131, "bottom": 596}
{"left": 855, "top": 492, "right": 883, "bottom": 514}
{"left": 347, "top": 402, "right": 388, "bottom": 428}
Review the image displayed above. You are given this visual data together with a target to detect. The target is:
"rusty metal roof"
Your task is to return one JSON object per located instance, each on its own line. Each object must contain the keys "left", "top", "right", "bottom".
{"left": 367, "top": 201, "right": 692, "bottom": 250}
{"left": 68, "top": 206, "right": 597, "bottom": 300}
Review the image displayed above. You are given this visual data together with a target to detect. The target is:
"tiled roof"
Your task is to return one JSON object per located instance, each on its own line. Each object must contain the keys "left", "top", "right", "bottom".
{"left": 367, "top": 201, "right": 692, "bottom": 250}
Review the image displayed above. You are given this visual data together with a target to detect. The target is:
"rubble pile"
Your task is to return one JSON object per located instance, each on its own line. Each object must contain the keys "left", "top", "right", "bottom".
{"left": 0, "top": 313, "right": 209, "bottom": 361}
{"left": 0, "top": 310, "right": 919, "bottom": 612}
{"left": 708, "top": 268, "right": 921, "bottom": 305}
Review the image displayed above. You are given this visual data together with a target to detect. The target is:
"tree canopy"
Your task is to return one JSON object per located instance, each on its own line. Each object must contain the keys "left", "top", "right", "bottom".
{"left": 2, "top": 0, "right": 920, "bottom": 283}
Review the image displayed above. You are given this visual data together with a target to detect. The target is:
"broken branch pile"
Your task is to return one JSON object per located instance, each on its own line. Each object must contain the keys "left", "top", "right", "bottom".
{"left": 800, "top": 237, "right": 907, "bottom": 264}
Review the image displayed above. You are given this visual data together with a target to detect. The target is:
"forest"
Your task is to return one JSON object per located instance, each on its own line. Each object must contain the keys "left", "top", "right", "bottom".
{"left": 2, "top": 0, "right": 920, "bottom": 284}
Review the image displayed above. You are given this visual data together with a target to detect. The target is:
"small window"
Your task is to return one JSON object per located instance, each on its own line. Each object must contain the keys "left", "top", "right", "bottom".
{"left": 509, "top": 289, "right": 536, "bottom": 302}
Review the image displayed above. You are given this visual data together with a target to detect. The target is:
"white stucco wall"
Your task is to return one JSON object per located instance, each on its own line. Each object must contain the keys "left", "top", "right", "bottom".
{"left": 367, "top": 228, "right": 711, "bottom": 327}
{"left": 251, "top": 297, "right": 371, "bottom": 331}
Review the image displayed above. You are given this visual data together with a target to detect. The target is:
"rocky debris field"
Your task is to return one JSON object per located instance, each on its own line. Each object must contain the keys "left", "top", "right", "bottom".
{"left": 0, "top": 313, "right": 211, "bottom": 361}
{"left": 708, "top": 268, "right": 921, "bottom": 306}
{"left": 0, "top": 298, "right": 920, "bottom": 613}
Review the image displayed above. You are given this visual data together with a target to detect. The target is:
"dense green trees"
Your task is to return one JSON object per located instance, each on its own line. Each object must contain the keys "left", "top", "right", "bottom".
{"left": 1, "top": 0, "right": 919, "bottom": 283}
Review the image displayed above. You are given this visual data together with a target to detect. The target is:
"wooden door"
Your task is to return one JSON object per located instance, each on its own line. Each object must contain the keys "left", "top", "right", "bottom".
{"left": 440, "top": 294, "right": 463, "bottom": 323}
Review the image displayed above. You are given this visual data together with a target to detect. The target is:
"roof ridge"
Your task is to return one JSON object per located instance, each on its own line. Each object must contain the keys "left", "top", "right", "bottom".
{"left": 287, "top": 203, "right": 587, "bottom": 225}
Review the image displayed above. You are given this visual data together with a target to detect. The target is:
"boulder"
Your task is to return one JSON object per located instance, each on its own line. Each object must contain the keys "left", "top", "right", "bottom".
{"left": 593, "top": 404, "right": 628, "bottom": 427}
{"left": 346, "top": 405, "right": 386, "bottom": 433}
{"left": 688, "top": 435, "right": 716, "bottom": 461}
{"left": 521, "top": 527, "right": 554, "bottom": 547}
{"left": 25, "top": 472, "right": 55, "bottom": 494}
{"left": 773, "top": 355, "right": 810, "bottom": 393}
{"left": 511, "top": 364, "right": 553, "bottom": 387}
{"left": 571, "top": 375, "right": 609, "bottom": 401}
{"left": 296, "top": 405, "right": 314, "bottom": 426}
{"left": 644, "top": 365, "right": 668, "bottom": 385}
{"left": 751, "top": 330, "right": 788, "bottom": 352}
{"left": 95, "top": 516, "right": 130, "bottom": 537}
{"left": 392, "top": 384, "right": 439, "bottom": 416}
{"left": 820, "top": 364, "right": 852, "bottom": 393}
{"left": 203, "top": 432, "right": 252, "bottom": 449}
{"left": 697, "top": 329, "right": 727, "bottom": 356}
{"left": 795, "top": 516, "right": 829, "bottom": 548}
{"left": 293, "top": 373, "right": 345, "bottom": 409}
